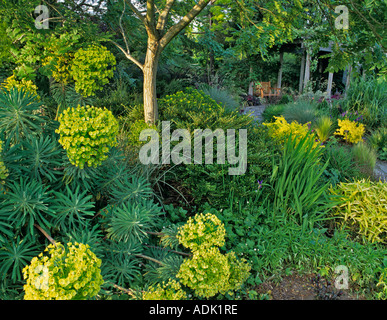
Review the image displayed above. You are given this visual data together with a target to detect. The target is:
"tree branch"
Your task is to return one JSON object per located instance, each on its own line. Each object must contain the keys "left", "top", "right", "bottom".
{"left": 34, "top": 224, "right": 56, "bottom": 246}
{"left": 146, "top": 0, "right": 157, "bottom": 36}
{"left": 160, "top": 0, "right": 212, "bottom": 49}
{"left": 119, "top": 0, "right": 130, "bottom": 54}
{"left": 113, "top": 284, "right": 137, "bottom": 297}
{"left": 109, "top": 40, "right": 144, "bottom": 71}
{"left": 125, "top": 0, "right": 146, "bottom": 25}
{"left": 156, "top": 0, "right": 175, "bottom": 33}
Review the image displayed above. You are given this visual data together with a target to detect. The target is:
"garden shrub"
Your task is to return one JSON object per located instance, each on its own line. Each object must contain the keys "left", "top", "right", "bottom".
{"left": 334, "top": 119, "right": 365, "bottom": 144}
{"left": 262, "top": 104, "right": 285, "bottom": 122}
{"left": 124, "top": 119, "right": 157, "bottom": 147}
{"left": 174, "top": 123, "right": 279, "bottom": 209}
{"left": 22, "top": 242, "right": 103, "bottom": 300}
{"left": 71, "top": 45, "right": 116, "bottom": 97}
{"left": 56, "top": 105, "right": 119, "bottom": 169}
{"left": 158, "top": 87, "right": 252, "bottom": 131}
{"left": 157, "top": 88, "right": 271, "bottom": 209}
{"left": 142, "top": 279, "right": 187, "bottom": 300}
{"left": 0, "top": 87, "right": 46, "bottom": 143}
{"left": 43, "top": 51, "right": 74, "bottom": 85}
{"left": 263, "top": 115, "right": 321, "bottom": 149}
{"left": 177, "top": 212, "right": 226, "bottom": 251}
{"left": 330, "top": 179, "right": 387, "bottom": 243}
{"left": 1, "top": 74, "right": 39, "bottom": 98}
{"left": 176, "top": 212, "right": 250, "bottom": 298}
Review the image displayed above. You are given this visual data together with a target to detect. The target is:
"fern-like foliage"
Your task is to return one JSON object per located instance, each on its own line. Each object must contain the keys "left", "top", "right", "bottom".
{"left": 0, "top": 87, "right": 46, "bottom": 143}
{"left": 51, "top": 185, "right": 95, "bottom": 231}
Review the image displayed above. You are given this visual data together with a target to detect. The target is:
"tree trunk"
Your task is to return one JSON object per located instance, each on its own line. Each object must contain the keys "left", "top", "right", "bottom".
{"left": 143, "top": 39, "right": 161, "bottom": 124}
{"left": 326, "top": 72, "right": 334, "bottom": 100}
{"left": 299, "top": 45, "right": 305, "bottom": 94}
{"left": 277, "top": 51, "right": 283, "bottom": 89}
{"left": 303, "top": 49, "right": 311, "bottom": 92}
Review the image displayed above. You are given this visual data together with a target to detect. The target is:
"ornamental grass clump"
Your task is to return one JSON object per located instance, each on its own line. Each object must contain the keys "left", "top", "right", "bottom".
{"left": 176, "top": 213, "right": 250, "bottom": 298}
{"left": 330, "top": 179, "right": 387, "bottom": 244}
{"left": 56, "top": 105, "right": 119, "bottom": 169}
{"left": 22, "top": 242, "right": 103, "bottom": 300}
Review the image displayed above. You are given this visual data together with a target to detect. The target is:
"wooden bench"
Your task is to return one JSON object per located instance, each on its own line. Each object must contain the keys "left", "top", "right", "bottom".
{"left": 254, "top": 81, "right": 281, "bottom": 99}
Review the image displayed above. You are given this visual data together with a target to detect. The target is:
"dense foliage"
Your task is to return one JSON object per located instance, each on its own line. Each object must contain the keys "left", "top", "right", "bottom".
{"left": 0, "top": 0, "right": 386, "bottom": 302}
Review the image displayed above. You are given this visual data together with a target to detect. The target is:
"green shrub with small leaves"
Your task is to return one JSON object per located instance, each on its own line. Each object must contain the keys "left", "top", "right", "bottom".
{"left": 142, "top": 279, "right": 187, "bottom": 300}
{"left": 1, "top": 75, "right": 39, "bottom": 98}
{"left": 22, "top": 242, "right": 103, "bottom": 300}
{"left": 159, "top": 87, "right": 253, "bottom": 132}
{"left": 71, "top": 45, "right": 116, "bottom": 97}
{"left": 56, "top": 105, "right": 119, "bottom": 169}
{"left": 177, "top": 212, "right": 226, "bottom": 251}
{"left": 176, "top": 213, "right": 250, "bottom": 298}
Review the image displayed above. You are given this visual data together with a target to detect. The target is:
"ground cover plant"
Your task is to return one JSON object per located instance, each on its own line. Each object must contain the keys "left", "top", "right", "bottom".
{"left": 0, "top": 0, "right": 386, "bottom": 303}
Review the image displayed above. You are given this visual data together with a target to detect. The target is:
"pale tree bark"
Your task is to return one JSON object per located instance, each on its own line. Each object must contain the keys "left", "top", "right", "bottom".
{"left": 112, "top": 0, "right": 212, "bottom": 124}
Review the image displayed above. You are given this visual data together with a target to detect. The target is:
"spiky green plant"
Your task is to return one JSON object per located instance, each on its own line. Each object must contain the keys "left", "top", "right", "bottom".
{"left": 51, "top": 185, "right": 95, "bottom": 231}
{"left": 0, "top": 177, "right": 54, "bottom": 236}
{"left": 20, "top": 135, "right": 63, "bottom": 183}
{"left": 314, "top": 115, "right": 334, "bottom": 143}
{"left": 0, "top": 237, "right": 41, "bottom": 283}
{"left": 106, "top": 199, "right": 163, "bottom": 243}
{"left": 271, "top": 134, "right": 333, "bottom": 229}
{"left": 107, "top": 174, "right": 154, "bottom": 206}
{"left": 0, "top": 88, "right": 46, "bottom": 143}
{"left": 101, "top": 240, "right": 142, "bottom": 287}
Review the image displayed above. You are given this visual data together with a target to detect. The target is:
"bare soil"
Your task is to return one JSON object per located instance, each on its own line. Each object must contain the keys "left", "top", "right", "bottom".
{"left": 255, "top": 272, "right": 366, "bottom": 300}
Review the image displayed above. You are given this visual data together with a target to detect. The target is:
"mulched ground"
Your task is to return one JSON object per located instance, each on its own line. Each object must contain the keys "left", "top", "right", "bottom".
{"left": 254, "top": 272, "right": 365, "bottom": 300}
